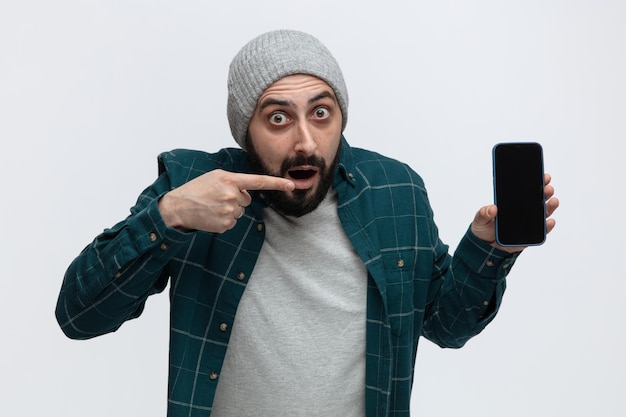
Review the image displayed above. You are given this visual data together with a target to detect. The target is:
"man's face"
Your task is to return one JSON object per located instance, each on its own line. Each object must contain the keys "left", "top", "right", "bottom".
{"left": 247, "top": 74, "right": 343, "bottom": 217}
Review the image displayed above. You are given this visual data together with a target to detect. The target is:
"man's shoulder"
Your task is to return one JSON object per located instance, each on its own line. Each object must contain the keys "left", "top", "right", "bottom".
{"left": 157, "top": 148, "right": 249, "bottom": 183}
{"left": 349, "top": 146, "right": 425, "bottom": 188}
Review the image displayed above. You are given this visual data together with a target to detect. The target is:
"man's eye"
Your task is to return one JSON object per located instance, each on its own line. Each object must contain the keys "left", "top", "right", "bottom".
{"left": 313, "top": 107, "right": 330, "bottom": 119}
{"left": 269, "top": 113, "right": 289, "bottom": 125}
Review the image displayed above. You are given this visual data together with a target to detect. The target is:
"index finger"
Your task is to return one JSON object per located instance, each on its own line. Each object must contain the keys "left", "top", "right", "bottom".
{"left": 232, "top": 173, "right": 295, "bottom": 192}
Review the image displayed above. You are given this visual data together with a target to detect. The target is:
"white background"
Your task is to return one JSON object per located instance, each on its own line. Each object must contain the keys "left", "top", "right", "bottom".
{"left": 1, "top": 0, "right": 624, "bottom": 416}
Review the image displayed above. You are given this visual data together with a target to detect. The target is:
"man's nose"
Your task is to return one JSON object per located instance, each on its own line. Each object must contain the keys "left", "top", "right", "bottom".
{"left": 294, "top": 122, "right": 318, "bottom": 155}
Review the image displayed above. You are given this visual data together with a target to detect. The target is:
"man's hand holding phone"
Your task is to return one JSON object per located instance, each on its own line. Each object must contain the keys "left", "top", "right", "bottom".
{"left": 471, "top": 173, "right": 559, "bottom": 254}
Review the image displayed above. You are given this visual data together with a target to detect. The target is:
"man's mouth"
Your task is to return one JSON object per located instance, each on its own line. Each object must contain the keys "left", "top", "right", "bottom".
{"left": 286, "top": 166, "right": 319, "bottom": 189}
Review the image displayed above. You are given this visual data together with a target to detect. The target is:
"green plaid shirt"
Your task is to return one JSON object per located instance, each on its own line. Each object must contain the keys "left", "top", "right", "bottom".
{"left": 56, "top": 137, "right": 518, "bottom": 416}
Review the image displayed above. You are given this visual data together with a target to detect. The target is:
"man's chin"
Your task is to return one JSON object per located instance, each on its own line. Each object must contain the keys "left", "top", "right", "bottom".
{"left": 263, "top": 184, "right": 326, "bottom": 218}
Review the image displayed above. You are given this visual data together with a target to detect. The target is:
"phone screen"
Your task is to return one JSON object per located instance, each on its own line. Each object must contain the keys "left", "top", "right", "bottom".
{"left": 493, "top": 142, "right": 546, "bottom": 246}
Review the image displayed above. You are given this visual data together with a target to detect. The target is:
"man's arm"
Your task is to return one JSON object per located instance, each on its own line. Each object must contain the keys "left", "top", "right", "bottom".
{"left": 55, "top": 174, "right": 194, "bottom": 339}
{"left": 421, "top": 174, "right": 559, "bottom": 347}
{"left": 421, "top": 229, "right": 518, "bottom": 348}
{"left": 55, "top": 154, "right": 295, "bottom": 340}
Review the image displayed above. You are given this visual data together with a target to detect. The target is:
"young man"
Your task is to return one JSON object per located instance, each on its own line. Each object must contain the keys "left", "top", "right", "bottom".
{"left": 56, "top": 30, "right": 559, "bottom": 416}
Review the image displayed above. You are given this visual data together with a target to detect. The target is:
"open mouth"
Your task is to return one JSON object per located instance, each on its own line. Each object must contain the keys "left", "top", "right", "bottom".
{"left": 288, "top": 169, "right": 317, "bottom": 180}
{"left": 286, "top": 166, "right": 319, "bottom": 189}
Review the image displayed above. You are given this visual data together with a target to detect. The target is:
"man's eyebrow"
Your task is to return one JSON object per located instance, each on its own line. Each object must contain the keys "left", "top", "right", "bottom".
{"left": 258, "top": 98, "right": 293, "bottom": 111}
{"left": 257, "top": 90, "right": 337, "bottom": 112}
{"left": 309, "top": 91, "right": 337, "bottom": 105}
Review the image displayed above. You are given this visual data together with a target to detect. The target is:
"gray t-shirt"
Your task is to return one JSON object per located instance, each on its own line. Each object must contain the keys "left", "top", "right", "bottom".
{"left": 211, "top": 190, "right": 367, "bottom": 416}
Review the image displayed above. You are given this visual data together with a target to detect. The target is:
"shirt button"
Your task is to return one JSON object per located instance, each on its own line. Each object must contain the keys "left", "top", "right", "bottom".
{"left": 483, "top": 300, "right": 489, "bottom": 306}
{"left": 486, "top": 259, "right": 495, "bottom": 267}
{"left": 219, "top": 323, "right": 228, "bottom": 332}
{"left": 114, "top": 271, "right": 122, "bottom": 279}
{"left": 348, "top": 172, "right": 355, "bottom": 180}
{"left": 237, "top": 272, "right": 246, "bottom": 281}
{"left": 160, "top": 243, "right": 169, "bottom": 250}
{"left": 396, "top": 259, "right": 405, "bottom": 268}
{"left": 209, "top": 371, "right": 218, "bottom": 380}
{"left": 256, "top": 223, "right": 264, "bottom": 232}
{"left": 149, "top": 232, "right": 158, "bottom": 242}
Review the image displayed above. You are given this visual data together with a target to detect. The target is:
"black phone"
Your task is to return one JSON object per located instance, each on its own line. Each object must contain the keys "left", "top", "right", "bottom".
{"left": 492, "top": 142, "right": 546, "bottom": 246}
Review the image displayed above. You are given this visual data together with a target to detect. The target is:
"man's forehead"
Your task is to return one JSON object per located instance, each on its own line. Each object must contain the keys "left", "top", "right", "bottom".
{"left": 257, "top": 74, "right": 337, "bottom": 107}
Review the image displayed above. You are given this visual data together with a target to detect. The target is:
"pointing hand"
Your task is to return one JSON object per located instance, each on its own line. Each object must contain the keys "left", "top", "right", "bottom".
{"left": 158, "top": 170, "right": 295, "bottom": 233}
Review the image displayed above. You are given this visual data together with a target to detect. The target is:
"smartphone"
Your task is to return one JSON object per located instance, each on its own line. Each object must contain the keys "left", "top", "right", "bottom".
{"left": 492, "top": 142, "right": 546, "bottom": 246}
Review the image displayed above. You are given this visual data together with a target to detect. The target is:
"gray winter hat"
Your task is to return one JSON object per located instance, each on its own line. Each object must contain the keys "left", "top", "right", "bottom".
{"left": 227, "top": 29, "right": 349, "bottom": 149}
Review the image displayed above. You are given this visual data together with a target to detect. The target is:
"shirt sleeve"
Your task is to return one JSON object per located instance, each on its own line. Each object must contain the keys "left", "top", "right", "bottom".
{"left": 55, "top": 173, "right": 194, "bottom": 340}
{"left": 421, "top": 227, "right": 520, "bottom": 348}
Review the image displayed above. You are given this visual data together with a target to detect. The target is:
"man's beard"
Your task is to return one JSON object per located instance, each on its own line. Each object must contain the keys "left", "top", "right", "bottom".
{"left": 246, "top": 139, "right": 340, "bottom": 218}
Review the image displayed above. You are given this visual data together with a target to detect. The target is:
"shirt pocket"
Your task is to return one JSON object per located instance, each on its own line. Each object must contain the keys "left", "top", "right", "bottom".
{"left": 382, "top": 251, "right": 415, "bottom": 336}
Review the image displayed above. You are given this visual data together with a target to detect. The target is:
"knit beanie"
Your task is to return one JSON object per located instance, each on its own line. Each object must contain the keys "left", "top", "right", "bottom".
{"left": 227, "top": 29, "right": 349, "bottom": 149}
